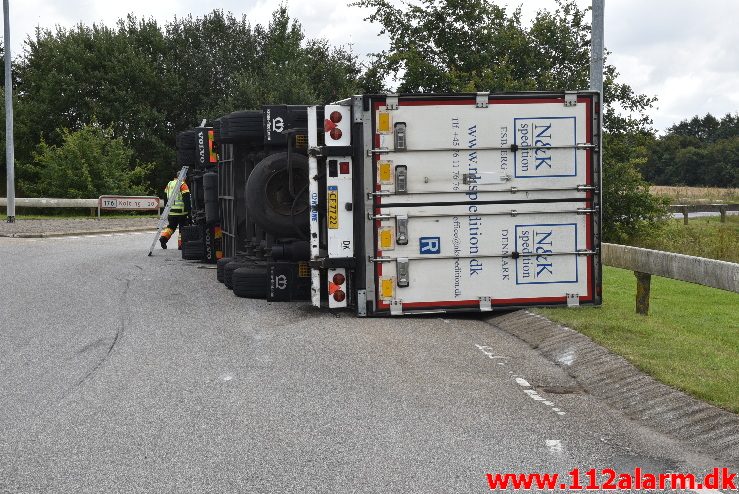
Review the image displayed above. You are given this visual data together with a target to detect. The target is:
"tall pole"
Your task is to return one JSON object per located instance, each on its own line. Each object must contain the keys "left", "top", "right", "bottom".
{"left": 3, "top": 0, "right": 15, "bottom": 223}
{"left": 590, "top": 0, "right": 604, "bottom": 95}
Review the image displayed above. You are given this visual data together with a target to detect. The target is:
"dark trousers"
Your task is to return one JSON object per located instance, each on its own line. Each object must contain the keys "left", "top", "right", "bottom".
{"left": 161, "top": 214, "right": 189, "bottom": 241}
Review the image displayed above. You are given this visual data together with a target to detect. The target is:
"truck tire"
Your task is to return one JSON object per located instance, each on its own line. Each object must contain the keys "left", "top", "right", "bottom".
{"left": 224, "top": 111, "right": 263, "bottom": 143}
{"left": 224, "top": 261, "right": 252, "bottom": 289}
{"left": 180, "top": 225, "right": 202, "bottom": 242}
{"left": 176, "top": 130, "right": 197, "bottom": 149}
{"left": 203, "top": 172, "right": 219, "bottom": 225}
{"left": 177, "top": 148, "right": 196, "bottom": 166}
{"left": 182, "top": 239, "right": 206, "bottom": 260}
{"left": 245, "top": 152, "right": 309, "bottom": 237}
{"left": 216, "top": 257, "right": 233, "bottom": 283}
{"left": 232, "top": 266, "right": 269, "bottom": 299}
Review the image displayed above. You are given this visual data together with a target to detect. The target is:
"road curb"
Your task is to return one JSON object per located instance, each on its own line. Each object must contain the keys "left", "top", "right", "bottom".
{"left": 484, "top": 310, "right": 739, "bottom": 467}
{"left": 0, "top": 227, "right": 157, "bottom": 238}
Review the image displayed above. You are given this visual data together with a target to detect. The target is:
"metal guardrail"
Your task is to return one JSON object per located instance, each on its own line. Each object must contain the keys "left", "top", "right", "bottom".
{"left": 602, "top": 243, "right": 739, "bottom": 314}
{"left": 669, "top": 203, "right": 738, "bottom": 223}
{"left": 1, "top": 197, "right": 98, "bottom": 208}
{"left": 1, "top": 197, "right": 161, "bottom": 216}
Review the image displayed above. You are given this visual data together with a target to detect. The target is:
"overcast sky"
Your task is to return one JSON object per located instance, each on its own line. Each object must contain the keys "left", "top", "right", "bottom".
{"left": 4, "top": 0, "right": 738, "bottom": 132}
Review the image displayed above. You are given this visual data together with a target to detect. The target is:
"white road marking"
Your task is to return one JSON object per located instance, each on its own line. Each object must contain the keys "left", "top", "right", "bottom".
{"left": 474, "top": 344, "right": 509, "bottom": 360}
{"left": 476, "top": 344, "right": 567, "bottom": 417}
{"left": 545, "top": 439, "right": 563, "bottom": 453}
{"left": 220, "top": 372, "right": 234, "bottom": 382}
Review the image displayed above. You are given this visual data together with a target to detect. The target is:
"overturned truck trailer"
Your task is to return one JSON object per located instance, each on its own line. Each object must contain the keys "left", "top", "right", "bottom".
{"left": 308, "top": 92, "right": 602, "bottom": 316}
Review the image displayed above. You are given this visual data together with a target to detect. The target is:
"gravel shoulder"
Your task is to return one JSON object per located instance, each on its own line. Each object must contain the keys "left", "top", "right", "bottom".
{"left": 0, "top": 218, "right": 157, "bottom": 236}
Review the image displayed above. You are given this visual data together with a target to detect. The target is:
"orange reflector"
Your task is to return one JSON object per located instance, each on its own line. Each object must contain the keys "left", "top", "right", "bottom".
{"left": 377, "top": 111, "right": 392, "bottom": 134}
{"left": 379, "top": 227, "right": 394, "bottom": 250}
{"left": 381, "top": 278, "right": 394, "bottom": 299}
{"left": 324, "top": 119, "right": 337, "bottom": 133}
{"left": 328, "top": 282, "right": 339, "bottom": 295}
{"left": 378, "top": 161, "right": 393, "bottom": 183}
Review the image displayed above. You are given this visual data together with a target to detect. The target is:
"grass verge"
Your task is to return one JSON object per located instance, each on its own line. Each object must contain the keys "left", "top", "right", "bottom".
{"left": 650, "top": 185, "right": 739, "bottom": 205}
{"left": 631, "top": 215, "right": 739, "bottom": 263}
{"left": 535, "top": 266, "right": 739, "bottom": 413}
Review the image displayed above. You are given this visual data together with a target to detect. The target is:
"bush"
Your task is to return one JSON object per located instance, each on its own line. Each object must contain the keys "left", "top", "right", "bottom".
{"left": 19, "top": 125, "right": 152, "bottom": 198}
{"left": 602, "top": 132, "right": 669, "bottom": 243}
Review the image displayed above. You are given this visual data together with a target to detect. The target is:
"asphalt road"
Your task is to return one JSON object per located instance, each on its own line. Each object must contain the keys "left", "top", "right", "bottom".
{"left": 0, "top": 233, "right": 730, "bottom": 493}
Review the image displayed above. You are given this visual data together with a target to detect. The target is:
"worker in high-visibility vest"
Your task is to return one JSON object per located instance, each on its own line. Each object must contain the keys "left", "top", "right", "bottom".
{"left": 159, "top": 175, "right": 191, "bottom": 249}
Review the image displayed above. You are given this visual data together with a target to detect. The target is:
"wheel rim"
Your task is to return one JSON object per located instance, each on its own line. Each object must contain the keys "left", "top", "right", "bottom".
{"left": 264, "top": 170, "right": 309, "bottom": 216}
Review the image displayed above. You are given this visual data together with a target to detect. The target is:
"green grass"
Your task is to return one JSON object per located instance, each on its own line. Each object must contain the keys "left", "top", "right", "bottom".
{"left": 631, "top": 215, "right": 739, "bottom": 263}
{"left": 650, "top": 185, "right": 739, "bottom": 205}
{"left": 535, "top": 266, "right": 739, "bottom": 413}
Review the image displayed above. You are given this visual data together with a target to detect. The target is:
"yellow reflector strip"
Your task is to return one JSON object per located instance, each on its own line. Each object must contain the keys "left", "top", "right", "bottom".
{"left": 379, "top": 227, "right": 394, "bottom": 250}
{"left": 381, "top": 278, "right": 394, "bottom": 299}
{"left": 378, "top": 161, "right": 393, "bottom": 183}
{"left": 377, "top": 111, "right": 392, "bottom": 134}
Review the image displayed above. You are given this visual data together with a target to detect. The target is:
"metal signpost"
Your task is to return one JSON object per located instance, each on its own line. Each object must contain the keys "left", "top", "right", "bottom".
{"left": 590, "top": 0, "right": 605, "bottom": 96}
{"left": 4, "top": 0, "right": 15, "bottom": 223}
{"left": 148, "top": 166, "right": 188, "bottom": 256}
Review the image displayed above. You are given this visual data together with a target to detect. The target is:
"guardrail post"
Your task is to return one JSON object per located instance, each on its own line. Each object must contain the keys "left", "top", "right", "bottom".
{"left": 634, "top": 271, "right": 651, "bottom": 315}
{"left": 682, "top": 206, "right": 689, "bottom": 225}
{"left": 720, "top": 205, "right": 727, "bottom": 223}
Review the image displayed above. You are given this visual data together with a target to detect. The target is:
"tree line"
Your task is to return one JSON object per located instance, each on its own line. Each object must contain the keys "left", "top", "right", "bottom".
{"left": 1, "top": 1, "right": 733, "bottom": 241}
{"left": 644, "top": 113, "right": 738, "bottom": 187}
{"left": 0, "top": 7, "right": 361, "bottom": 195}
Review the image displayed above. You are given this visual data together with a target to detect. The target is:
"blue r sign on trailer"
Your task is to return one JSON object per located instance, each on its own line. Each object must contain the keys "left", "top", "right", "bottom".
{"left": 419, "top": 237, "right": 441, "bottom": 254}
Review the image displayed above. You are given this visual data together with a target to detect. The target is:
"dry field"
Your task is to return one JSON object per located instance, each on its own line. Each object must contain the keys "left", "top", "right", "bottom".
{"left": 650, "top": 186, "right": 739, "bottom": 204}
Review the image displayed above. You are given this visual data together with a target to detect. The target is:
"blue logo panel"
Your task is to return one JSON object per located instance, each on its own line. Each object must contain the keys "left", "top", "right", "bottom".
{"left": 514, "top": 223, "right": 579, "bottom": 285}
{"left": 513, "top": 116, "right": 577, "bottom": 178}
{"left": 419, "top": 237, "right": 441, "bottom": 254}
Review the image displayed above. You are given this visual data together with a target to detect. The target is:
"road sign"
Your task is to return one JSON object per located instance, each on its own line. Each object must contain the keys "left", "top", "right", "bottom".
{"left": 98, "top": 195, "right": 160, "bottom": 217}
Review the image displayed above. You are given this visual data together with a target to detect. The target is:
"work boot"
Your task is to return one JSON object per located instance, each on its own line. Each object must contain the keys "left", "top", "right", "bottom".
{"left": 160, "top": 237, "right": 168, "bottom": 249}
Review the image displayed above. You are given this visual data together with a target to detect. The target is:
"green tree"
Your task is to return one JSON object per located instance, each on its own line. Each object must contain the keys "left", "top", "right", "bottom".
{"left": 644, "top": 113, "right": 739, "bottom": 187}
{"left": 11, "top": 8, "right": 362, "bottom": 193}
{"left": 602, "top": 132, "right": 668, "bottom": 243}
{"left": 19, "top": 124, "right": 152, "bottom": 198}
{"left": 353, "top": 0, "right": 666, "bottom": 242}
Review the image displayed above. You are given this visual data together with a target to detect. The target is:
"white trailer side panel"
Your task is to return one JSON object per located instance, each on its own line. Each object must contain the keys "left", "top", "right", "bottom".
{"left": 364, "top": 94, "right": 600, "bottom": 315}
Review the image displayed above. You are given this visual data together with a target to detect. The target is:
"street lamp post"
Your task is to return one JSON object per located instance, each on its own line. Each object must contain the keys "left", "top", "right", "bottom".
{"left": 590, "top": 0, "right": 605, "bottom": 95}
{"left": 3, "top": 0, "right": 15, "bottom": 223}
